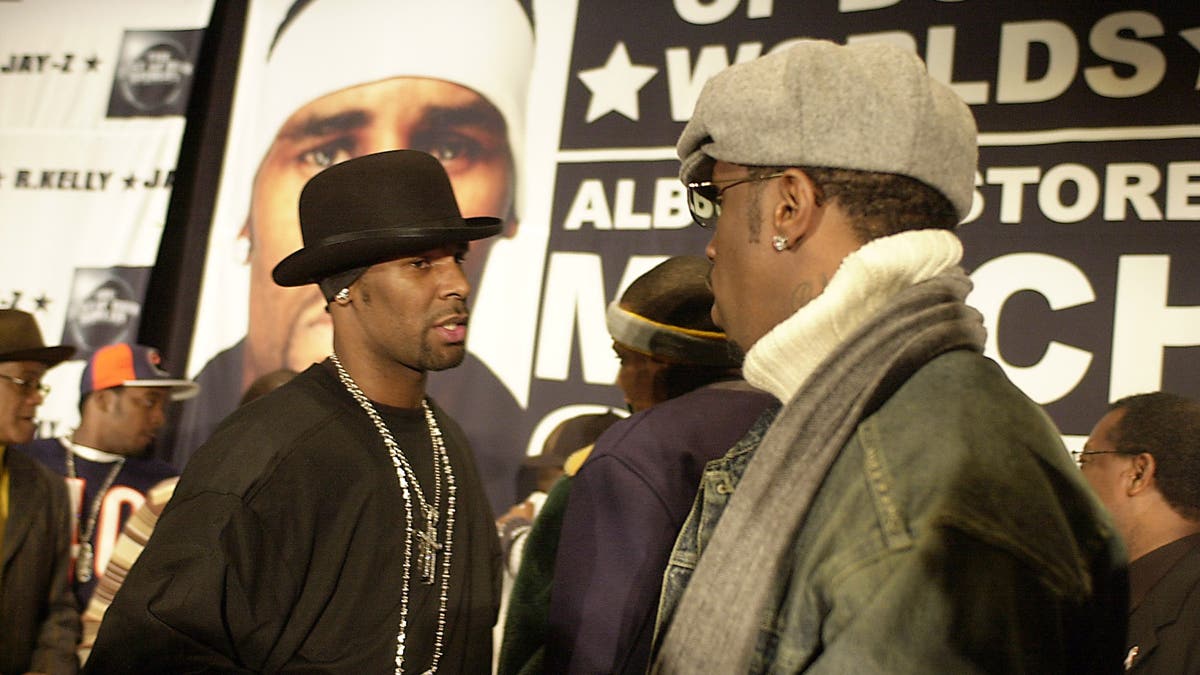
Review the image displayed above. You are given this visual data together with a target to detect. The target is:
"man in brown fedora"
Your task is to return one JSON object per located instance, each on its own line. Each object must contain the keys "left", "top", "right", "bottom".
{"left": 85, "top": 150, "right": 502, "bottom": 673}
{"left": 0, "top": 309, "right": 80, "bottom": 675}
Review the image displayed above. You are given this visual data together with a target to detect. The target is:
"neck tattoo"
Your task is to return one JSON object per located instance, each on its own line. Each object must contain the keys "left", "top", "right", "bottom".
{"left": 65, "top": 442, "right": 125, "bottom": 584}
{"left": 330, "top": 353, "right": 456, "bottom": 675}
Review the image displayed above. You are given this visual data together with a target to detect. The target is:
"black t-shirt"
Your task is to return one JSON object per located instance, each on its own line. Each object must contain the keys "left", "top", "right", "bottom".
{"left": 84, "top": 362, "right": 500, "bottom": 673}
{"left": 377, "top": 399, "right": 501, "bottom": 673}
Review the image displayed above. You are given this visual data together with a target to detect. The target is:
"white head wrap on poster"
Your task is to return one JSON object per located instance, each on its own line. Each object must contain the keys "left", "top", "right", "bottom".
{"left": 251, "top": 0, "right": 534, "bottom": 215}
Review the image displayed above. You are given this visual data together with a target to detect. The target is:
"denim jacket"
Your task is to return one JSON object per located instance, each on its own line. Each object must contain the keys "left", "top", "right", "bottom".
{"left": 656, "top": 351, "right": 1128, "bottom": 674}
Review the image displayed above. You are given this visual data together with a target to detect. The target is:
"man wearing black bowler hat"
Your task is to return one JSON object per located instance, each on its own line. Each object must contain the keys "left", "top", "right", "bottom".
{"left": 85, "top": 150, "right": 502, "bottom": 673}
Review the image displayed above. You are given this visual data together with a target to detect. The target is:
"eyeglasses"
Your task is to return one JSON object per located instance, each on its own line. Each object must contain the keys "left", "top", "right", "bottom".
{"left": 1070, "top": 450, "right": 1133, "bottom": 466}
{"left": 686, "top": 172, "right": 787, "bottom": 228}
{"left": 0, "top": 373, "right": 51, "bottom": 397}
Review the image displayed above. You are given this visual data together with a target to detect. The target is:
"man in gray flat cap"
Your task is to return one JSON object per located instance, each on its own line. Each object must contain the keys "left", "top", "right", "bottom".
{"left": 651, "top": 39, "right": 1127, "bottom": 673}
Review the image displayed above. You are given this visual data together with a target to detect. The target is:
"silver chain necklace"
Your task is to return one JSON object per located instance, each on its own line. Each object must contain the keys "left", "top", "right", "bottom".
{"left": 330, "top": 353, "right": 456, "bottom": 675}
{"left": 64, "top": 441, "right": 125, "bottom": 583}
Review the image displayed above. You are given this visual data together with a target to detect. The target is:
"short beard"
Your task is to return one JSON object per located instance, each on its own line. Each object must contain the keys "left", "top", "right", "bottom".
{"left": 422, "top": 343, "right": 466, "bottom": 372}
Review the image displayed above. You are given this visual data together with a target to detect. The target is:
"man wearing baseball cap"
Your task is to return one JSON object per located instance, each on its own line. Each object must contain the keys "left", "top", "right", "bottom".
{"left": 17, "top": 342, "right": 198, "bottom": 611}
{"left": 86, "top": 150, "right": 503, "bottom": 673}
{"left": 0, "top": 308, "right": 79, "bottom": 674}
{"left": 651, "top": 40, "right": 1127, "bottom": 672}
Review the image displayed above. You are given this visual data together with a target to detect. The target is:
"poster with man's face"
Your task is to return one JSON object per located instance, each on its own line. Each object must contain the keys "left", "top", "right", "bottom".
{"left": 177, "top": 0, "right": 1200, "bottom": 516}
{"left": 177, "top": 0, "right": 546, "bottom": 511}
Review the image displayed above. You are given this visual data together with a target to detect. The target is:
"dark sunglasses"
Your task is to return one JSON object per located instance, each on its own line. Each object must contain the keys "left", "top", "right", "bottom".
{"left": 685, "top": 172, "right": 786, "bottom": 228}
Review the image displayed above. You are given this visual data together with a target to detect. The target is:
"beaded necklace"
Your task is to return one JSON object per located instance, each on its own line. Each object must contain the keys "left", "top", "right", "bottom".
{"left": 330, "top": 354, "right": 456, "bottom": 674}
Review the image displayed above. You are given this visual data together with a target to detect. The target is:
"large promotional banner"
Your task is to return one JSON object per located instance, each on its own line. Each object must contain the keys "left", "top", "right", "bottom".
{"left": 178, "top": 0, "right": 1199, "bottom": 514}
{"left": 0, "top": 0, "right": 214, "bottom": 437}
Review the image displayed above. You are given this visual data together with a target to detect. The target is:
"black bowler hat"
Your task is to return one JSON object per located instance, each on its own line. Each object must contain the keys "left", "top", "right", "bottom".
{"left": 272, "top": 149, "right": 503, "bottom": 287}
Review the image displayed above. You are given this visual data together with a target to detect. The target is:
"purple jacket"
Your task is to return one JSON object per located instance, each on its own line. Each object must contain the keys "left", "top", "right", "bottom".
{"left": 545, "top": 380, "right": 775, "bottom": 674}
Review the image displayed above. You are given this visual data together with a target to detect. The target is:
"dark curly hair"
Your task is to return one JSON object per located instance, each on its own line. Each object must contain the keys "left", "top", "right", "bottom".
{"left": 1109, "top": 392, "right": 1200, "bottom": 521}
{"left": 746, "top": 165, "right": 959, "bottom": 242}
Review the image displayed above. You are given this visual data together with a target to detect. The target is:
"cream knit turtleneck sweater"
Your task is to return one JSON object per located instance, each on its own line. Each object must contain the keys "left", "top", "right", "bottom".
{"left": 743, "top": 229, "right": 966, "bottom": 403}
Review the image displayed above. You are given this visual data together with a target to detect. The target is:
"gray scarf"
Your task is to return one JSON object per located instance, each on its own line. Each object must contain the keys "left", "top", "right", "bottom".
{"left": 653, "top": 268, "right": 987, "bottom": 673}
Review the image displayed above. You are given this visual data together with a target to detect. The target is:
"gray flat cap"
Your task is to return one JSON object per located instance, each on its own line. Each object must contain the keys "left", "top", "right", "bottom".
{"left": 677, "top": 39, "right": 978, "bottom": 221}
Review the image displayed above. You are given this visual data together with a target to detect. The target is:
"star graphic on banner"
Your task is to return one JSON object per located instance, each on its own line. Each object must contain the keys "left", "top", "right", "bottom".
{"left": 86, "top": 55, "right": 100, "bottom": 71}
{"left": 34, "top": 294, "right": 51, "bottom": 311}
{"left": 577, "top": 42, "right": 658, "bottom": 123}
{"left": 124, "top": 173, "right": 137, "bottom": 189}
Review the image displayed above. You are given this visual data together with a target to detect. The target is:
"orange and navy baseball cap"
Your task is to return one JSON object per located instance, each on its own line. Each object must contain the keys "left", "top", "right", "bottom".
{"left": 80, "top": 343, "right": 199, "bottom": 401}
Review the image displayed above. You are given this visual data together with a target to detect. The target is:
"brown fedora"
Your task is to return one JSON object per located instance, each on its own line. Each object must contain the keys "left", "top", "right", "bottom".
{"left": 272, "top": 149, "right": 503, "bottom": 287}
{"left": 0, "top": 309, "right": 75, "bottom": 366}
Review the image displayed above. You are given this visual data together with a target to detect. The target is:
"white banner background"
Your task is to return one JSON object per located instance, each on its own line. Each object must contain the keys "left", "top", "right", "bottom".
{"left": 0, "top": 0, "right": 214, "bottom": 436}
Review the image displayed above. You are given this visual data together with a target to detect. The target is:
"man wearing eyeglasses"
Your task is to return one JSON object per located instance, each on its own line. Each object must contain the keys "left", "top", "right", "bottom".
{"left": 651, "top": 40, "right": 1127, "bottom": 673}
{"left": 1079, "top": 392, "right": 1200, "bottom": 673}
{"left": 16, "top": 343, "right": 198, "bottom": 611}
{"left": 0, "top": 308, "right": 80, "bottom": 675}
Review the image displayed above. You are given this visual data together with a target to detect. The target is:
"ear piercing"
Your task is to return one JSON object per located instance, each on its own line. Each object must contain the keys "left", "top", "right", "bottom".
{"left": 335, "top": 288, "right": 350, "bottom": 303}
{"left": 772, "top": 235, "right": 789, "bottom": 251}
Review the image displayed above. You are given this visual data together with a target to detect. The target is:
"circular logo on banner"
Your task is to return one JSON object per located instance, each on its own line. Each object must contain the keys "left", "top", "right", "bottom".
{"left": 68, "top": 277, "right": 142, "bottom": 351}
{"left": 116, "top": 40, "right": 195, "bottom": 112}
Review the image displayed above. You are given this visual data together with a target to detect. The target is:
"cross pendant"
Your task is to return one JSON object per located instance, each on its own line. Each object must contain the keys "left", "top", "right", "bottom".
{"left": 416, "top": 525, "right": 441, "bottom": 585}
